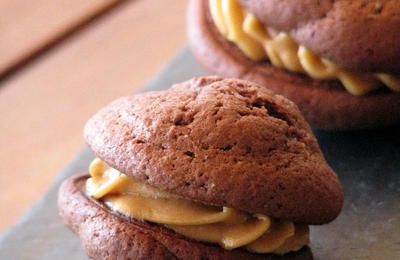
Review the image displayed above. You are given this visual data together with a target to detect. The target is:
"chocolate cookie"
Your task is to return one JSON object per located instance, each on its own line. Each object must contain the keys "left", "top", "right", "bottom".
{"left": 187, "top": 0, "right": 400, "bottom": 129}
{"left": 58, "top": 173, "right": 313, "bottom": 260}
{"left": 83, "top": 76, "right": 342, "bottom": 224}
{"left": 59, "top": 76, "right": 343, "bottom": 259}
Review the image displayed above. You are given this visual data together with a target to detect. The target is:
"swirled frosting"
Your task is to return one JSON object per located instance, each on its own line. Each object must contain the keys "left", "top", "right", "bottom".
{"left": 86, "top": 158, "right": 309, "bottom": 255}
{"left": 209, "top": 0, "right": 400, "bottom": 95}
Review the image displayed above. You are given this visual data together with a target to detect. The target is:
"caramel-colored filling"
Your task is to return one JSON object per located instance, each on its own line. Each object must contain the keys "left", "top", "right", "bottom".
{"left": 86, "top": 158, "right": 310, "bottom": 255}
{"left": 209, "top": 0, "right": 400, "bottom": 95}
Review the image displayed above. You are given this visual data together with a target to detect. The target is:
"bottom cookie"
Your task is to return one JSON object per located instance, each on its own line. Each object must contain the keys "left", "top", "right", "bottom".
{"left": 58, "top": 173, "right": 313, "bottom": 260}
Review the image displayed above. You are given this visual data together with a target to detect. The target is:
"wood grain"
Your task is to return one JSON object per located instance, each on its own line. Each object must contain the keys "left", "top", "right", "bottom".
{"left": 0, "top": 0, "right": 128, "bottom": 80}
{"left": 0, "top": 0, "right": 188, "bottom": 233}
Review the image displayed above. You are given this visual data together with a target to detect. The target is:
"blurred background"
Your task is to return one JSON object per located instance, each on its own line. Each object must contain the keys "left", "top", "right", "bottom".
{"left": 0, "top": 0, "right": 187, "bottom": 234}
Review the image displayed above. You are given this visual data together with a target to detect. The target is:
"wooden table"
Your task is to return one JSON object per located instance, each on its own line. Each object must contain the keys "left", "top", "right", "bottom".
{"left": 0, "top": 0, "right": 188, "bottom": 234}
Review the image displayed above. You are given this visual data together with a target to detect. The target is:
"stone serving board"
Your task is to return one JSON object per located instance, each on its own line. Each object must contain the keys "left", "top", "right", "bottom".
{"left": 1, "top": 47, "right": 399, "bottom": 260}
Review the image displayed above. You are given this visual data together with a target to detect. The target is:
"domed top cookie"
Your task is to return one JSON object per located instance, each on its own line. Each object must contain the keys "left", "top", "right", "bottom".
{"left": 84, "top": 76, "right": 343, "bottom": 224}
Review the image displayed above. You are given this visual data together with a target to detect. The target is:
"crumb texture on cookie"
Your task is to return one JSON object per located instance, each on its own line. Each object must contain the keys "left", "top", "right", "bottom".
{"left": 84, "top": 76, "right": 342, "bottom": 224}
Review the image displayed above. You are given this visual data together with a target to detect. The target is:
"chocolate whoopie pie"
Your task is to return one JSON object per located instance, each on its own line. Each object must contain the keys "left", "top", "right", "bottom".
{"left": 58, "top": 76, "right": 343, "bottom": 259}
{"left": 187, "top": 0, "right": 400, "bottom": 130}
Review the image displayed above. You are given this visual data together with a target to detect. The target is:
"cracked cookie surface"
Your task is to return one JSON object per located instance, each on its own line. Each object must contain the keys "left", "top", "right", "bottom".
{"left": 84, "top": 76, "right": 342, "bottom": 224}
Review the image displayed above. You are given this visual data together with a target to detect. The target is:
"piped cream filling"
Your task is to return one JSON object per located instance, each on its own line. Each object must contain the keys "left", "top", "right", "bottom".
{"left": 209, "top": 0, "right": 400, "bottom": 95}
{"left": 86, "top": 158, "right": 310, "bottom": 255}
